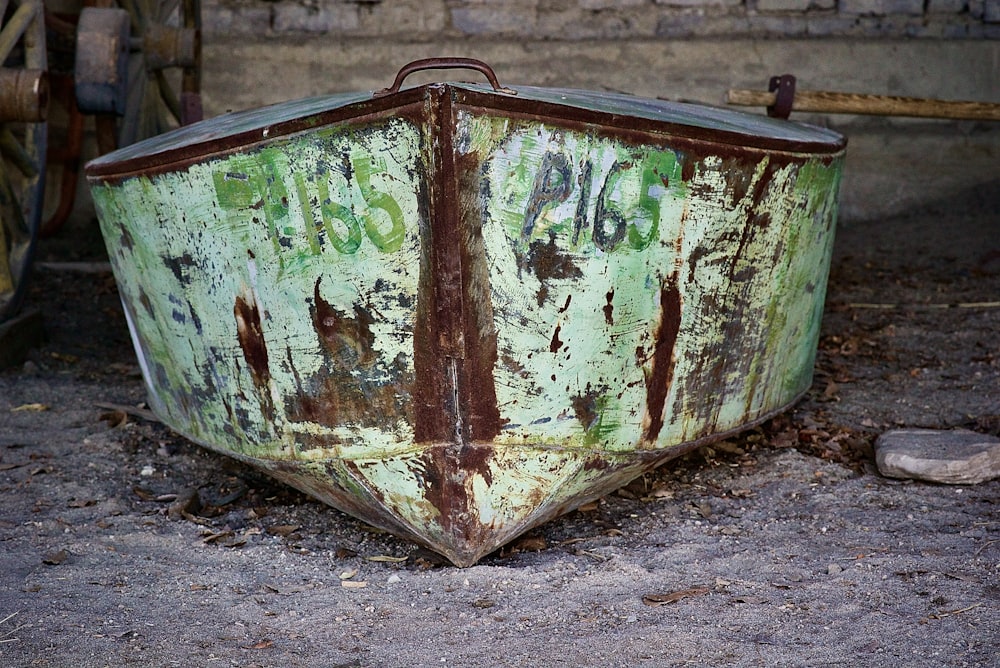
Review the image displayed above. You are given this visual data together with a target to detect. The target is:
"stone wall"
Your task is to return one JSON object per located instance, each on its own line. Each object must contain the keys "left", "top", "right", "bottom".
{"left": 203, "top": 0, "right": 1000, "bottom": 40}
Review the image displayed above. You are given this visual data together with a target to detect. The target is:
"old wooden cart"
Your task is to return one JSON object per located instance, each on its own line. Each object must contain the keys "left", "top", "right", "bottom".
{"left": 0, "top": 0, "right": 201, "bottom": 325}
{"left": 87, "top": 58, "right": 845, "bottom": 566}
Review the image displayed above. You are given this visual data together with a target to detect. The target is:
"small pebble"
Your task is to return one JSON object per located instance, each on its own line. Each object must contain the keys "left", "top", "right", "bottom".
{"left": 827, "top": 563, "right": 843, "bottom": 575}
{"left": 387, "top": 573, "right": 402, "bottom": 584}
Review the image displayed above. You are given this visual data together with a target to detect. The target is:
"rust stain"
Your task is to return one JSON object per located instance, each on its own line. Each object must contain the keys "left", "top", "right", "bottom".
{"left": 526, "top": 234, "right": 584, "bottom": 283}
{"left": 728, "top": 162, "right": 779, "bottom": 282}
{"left": 312, "top": 278, "right": 376, "bottom": 366}
{"left": 455, "top": 151, "right": 502, "bottom": 442}
{"left": 288, "top": 277, "right": 410, "bottom": 431}
{"left": 603, "top": 289, "right": 615, "bottom": 325}
{"left": 583, "top": 455, "right": 611, "bottom": 471}
{"left": 721, "top": 157, "right": 754, "bottom": 204}
{"left": 571, "top": 386, "right": 600, "bottom": 431}
{"left": 138, "top": 288, "right": 155, "bottom": 318}
{"left": 411, "top": 86, "right": 464, "bottom": 444}
{"left": 643, "top": 272, "right": 682, "bottom": 443}
{"left": 234, "top": 293, "right": 274, "bottom": 416}
{"left": 460, "top": 443, "right": 494, "bottom": 487}
{"left": 549, "top": 324, "right": 563, "bottom": 353}
{"left": 680, "top": 155, "right": 696, "bottom": 183}
{"left": 410, "top": 167, "right": 451, "bottom": 443}
{"left": 418, "top": 443, "right": 495, "bottom": 546}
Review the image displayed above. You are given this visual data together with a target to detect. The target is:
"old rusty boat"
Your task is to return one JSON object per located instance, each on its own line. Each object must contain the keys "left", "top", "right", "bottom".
{"left": 85, "top": 58, "right": 845, "bottom": 566}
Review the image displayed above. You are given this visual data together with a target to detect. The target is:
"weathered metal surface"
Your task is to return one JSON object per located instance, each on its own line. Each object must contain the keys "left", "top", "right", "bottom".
{"left": 86, "top": 64, "right": 844, "bottom": 566}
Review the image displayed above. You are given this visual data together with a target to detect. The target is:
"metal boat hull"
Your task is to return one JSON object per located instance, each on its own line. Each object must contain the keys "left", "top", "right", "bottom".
{"left": 87, "top": 75, "right": 844, "bottom": 566}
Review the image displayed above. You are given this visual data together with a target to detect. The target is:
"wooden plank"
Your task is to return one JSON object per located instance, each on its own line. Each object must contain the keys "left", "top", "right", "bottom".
{"left": 726, "top": 88, "right": 1000, "bottom": 121}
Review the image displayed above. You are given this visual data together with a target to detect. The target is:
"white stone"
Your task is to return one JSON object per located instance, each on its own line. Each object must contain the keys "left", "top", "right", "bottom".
{"left": 875, "top": 429, "right": 1000, "bottom": 485}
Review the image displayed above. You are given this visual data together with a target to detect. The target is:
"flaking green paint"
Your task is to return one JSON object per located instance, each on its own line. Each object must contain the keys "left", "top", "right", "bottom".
{"left": 88, "top": 82, "right": 844, "bottom": 566}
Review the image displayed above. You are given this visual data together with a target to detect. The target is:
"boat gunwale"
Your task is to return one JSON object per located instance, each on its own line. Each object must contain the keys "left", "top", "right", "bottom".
{"left": 84, "top": 82, "right": 846, "bottom": 183}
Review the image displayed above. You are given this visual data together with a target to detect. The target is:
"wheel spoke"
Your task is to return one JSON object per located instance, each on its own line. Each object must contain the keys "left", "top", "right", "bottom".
{"left": 158, "top": 0, "right": 180, "bottom": 24}
{"left": 119, "top": 55, "right": 147, "bottom": 146}
{"left": 155, "top": 68, "right": 181, "bottom": 124}
{"left": 0, "top": 158, "right": 24, "bottom": 294}
{"left": 118, "top": 0, "right": 143, "bottom": 35}
{"left": 144, "top": 79, "right": 165, "bottom": 137}
{"left": 0, "top": 126, "right": 38, "bottom": 179}
{"left": 0, "top": 1, "right": 39, "bottom": 64}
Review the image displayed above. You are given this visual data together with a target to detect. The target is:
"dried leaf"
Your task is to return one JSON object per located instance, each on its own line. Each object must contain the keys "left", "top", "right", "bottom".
{"left": 365, "top": 554, "right": 408, "bottom": 563}
{"left": 11, "top": 403, "right": 49, "bottom": 412}
{"left": 339, "top": 569, "right": 358, "bottom": 580}
{"left": 168, "top": 490, "right": 202, "bottom": 520}
{"left": 68, "top": 498, "right": 98, "bottom": 508}
{"left": 99, "top": 410, "right": 128, "bottom": 428}
{"left": 642, "top": 587, "right": 710, "bottom": 606}
{"left": 823, "top": 380, "right": 840, "bottom": 399}
{"left": 340, "top": 580, "right": 367, "bottom": 589}
{"left": 510, "top": 536, "right": 547, "bottom": 552}
{"left": 577, "top": 501, "right": 599, "bottom": 513}
{"left": 201, "top": 530, "right": 233, "bottom": 544}
{"left": 267, "top": 525, "right": 301, "bottom": 538}
{"left": 251, "top": 639, "right": 274, "bottom": 649}
{"left": 472, "top": 599, "right": 495, "bottom": 609}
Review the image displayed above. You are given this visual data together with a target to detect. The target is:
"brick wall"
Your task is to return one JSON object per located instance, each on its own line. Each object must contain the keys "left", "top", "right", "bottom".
{"left": 204, "top": 0, "right": 1000, "bottom": 39}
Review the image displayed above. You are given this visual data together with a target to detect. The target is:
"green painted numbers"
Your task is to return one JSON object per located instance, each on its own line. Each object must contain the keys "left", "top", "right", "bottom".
{"left": 213, "top": 146, "right": 406, "bottom": 256}
{"left": 518, "top": 145, "right": 685, "bottom": 254}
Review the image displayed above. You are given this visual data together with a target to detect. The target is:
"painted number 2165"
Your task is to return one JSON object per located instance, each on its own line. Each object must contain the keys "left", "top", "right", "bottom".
{"left": 213, "top": 147, "right": 406, "bottom": 257}
{"left": 518, "top": 150, "right": 682, "bottom": 253}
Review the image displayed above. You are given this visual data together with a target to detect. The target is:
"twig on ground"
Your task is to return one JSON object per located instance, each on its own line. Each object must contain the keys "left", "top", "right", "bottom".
{"left": 973, "top": 539, "right": 998, "bottom": 558}
{"left": 1, "top": 611, "right": 23, "bottom": 643}
{"left": 929, "top": 602, "right": 983, "bottom": 620}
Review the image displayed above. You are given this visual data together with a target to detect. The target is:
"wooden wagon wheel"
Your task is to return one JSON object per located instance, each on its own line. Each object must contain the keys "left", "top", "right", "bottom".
{"left": 111, "top": 0, "right": 202, "bottom": 150}
{"left": 40, "top": 0, "right": 201, "bottom": 235}
{"left": 0, "top": 0, "right": 47, "bottom": 322}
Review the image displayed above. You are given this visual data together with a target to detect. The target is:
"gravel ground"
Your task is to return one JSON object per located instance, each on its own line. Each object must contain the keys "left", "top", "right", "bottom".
{"left": 1, "top": 182, "right": 997, "bottom": 667}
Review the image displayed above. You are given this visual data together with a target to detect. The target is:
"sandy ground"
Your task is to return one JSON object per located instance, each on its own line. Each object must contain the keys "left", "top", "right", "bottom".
{"left": 1, "top": 181, "right": 998, "bottom": 667}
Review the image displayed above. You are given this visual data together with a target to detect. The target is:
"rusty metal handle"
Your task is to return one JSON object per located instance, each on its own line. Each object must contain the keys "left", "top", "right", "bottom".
{"left": 374, "top": 57, "right": 516, "bottom": 97}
